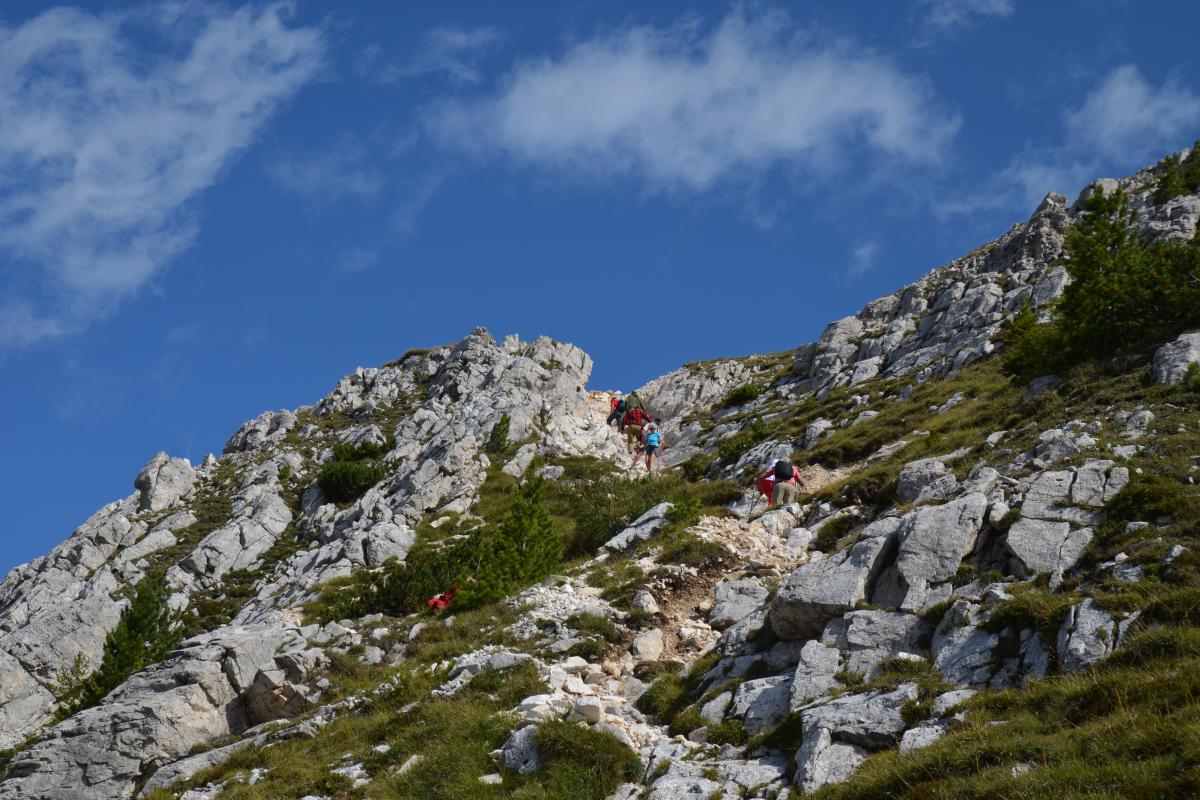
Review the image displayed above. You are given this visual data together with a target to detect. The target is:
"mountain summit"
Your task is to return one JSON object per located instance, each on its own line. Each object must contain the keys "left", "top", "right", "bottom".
{"left": 1, "top": 148, "right": 1199, "bottom": 800}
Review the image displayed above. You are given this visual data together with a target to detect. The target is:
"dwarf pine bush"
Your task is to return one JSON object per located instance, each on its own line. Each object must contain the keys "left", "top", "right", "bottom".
{"left": 1003, "top": 186, "right": 1200, "bottom": 379}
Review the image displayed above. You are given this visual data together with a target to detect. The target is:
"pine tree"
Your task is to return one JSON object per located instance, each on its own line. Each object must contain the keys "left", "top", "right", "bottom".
{"left": 458, "top": 470, "right": 561, "bottom": 608}
{"left": 66, "top": 573, "right": 181, "bottom": 716}
{"left": 1154, "top": 154, "right": 1187, "bottom": 203}
{"left": 486, "top": 413, "right": 511, "bottom": 454}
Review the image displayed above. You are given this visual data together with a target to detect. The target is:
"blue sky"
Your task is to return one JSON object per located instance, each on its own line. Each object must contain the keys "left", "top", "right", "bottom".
{"left": 2, "top": 0, "right": 1198, "bottom": 574}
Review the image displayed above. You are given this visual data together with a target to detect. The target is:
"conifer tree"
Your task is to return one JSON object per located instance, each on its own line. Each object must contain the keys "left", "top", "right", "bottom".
{"left": 64, "top": 573, "right": 181, "bottom": 716}
{"left": 458, "top": 470, "right": 561, "bottom": 608}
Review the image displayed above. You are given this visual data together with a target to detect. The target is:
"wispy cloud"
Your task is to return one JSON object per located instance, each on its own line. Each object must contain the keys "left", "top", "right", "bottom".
{"left": 423, "top": 10, "right": 960, "bottom": 194}
{"left": 943, "top": 64, "right": 1200, "bottom": 215}
{"left": 915, "top": 0, "right": 1014, "bottom": 36}
{"left": 848, "top": 241, "right": 879, "bottom": 278}
{"left": 358, "top": 25, "right": 504, "bottom": 85}
{"left": 0, "top": 2, "right": 324, "bottom": 350}
{"left": 267, "top": 135, "right": 384, "bottom": 205}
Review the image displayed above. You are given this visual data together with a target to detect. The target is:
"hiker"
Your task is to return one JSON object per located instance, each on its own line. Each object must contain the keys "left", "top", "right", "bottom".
{"left": 622, "top": 405, "right": 650, "bottom": 453}
{"left": 759, "top": 458, "right": 807, "bottom": 508}
{"left": 607, "top": 398, "right": 626, "bottom": 428}
{"left": 624, "top": 392, "right": 645, "bottom": 412}
{"left": 642, "top": 423, "right": 665, "bottom": 472}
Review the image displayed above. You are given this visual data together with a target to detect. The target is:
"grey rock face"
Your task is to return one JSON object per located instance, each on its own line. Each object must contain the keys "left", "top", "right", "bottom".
{"left": 896, "top": 455, "right": 959, "bottom": 504}
{"left": 1153, "top": 332, "right": 1200, "bottom": 385}
{"left": 224, "top": 409, "right": 297, "bottom": 453}
{"left": 790, "top": 641, "right": 843, "bottom": 709}
{"left": 134, "top": 453, "right": 196, "bottom": 512}
{"left": 604, "top": 503, "right": 673, "bottom": 553}
{"left": 1056, "top": 599, "right": 1135, "bottom": 673}
{"left": 1004, "top": 518, "right": 1092, "bottom": 587}
{"left": 932, "top": 600, "right": 998, "bottom": 686}
{"left": 0, "top": 621, "right": 323, "bottom": 800}
{"left": 497, "top": 725, "right": 542, "bottom": 775}
{"left": 729, "top": 675, "right": 792, "bottom": 734}
{"left": 709, "top": 579, "right": 768, "bottom": 630}
{"left": 770, "top": 532, "right": 897, "bottom": 640}
{"left": 873, "top": 494, "right": 988, "bottom": 612}
{"left": 829, "top": 610, "right": 931, "bottom": 679}
{"left": 794, "top": 683, "right": 919, "bottom": 791}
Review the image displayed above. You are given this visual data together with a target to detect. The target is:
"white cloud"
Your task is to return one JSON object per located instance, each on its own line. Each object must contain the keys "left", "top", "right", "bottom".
{"left": 359, "top": 25, "right": 504, "bottom": 85}
{"left": 267, "top": 136, "right": 383, "bottom": 204}
{"left": 848, "top": 241, "right": 879, "bottom": 277}
{"left": 916, "top": 0, "right": 1014, "bottom": 34}
{"left": 423, "top": 10, "right": 960, "bottom": 193}
{"left": 949, "top": 65, "right": 1200, "bottom": 214}
{"left": 0, "top": 3, "right": 324, "bottom": 349}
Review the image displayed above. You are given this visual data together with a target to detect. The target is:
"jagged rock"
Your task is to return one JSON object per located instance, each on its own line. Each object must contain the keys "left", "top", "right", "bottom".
{"left": 789, "top": 641, "right": 843, "bottom": 709}
{"left": 794, "top": 684, "right": 919, "bottom": 791}
{"left": 709, "top": 579, "right": 768, "bottom": 630}
{"left": 932, "top": 600, "right": 999, "bottom": 685}
{"left": 224, "top": 410, "right": 297, "bottom": 453}
{"left": 826, "top": 610, "right": 931, "bottom": 679}
{"left": 1153, "top": 332, "right": 1200, "bottom": 385}
{"left": 630, "top": 590, "right": 659, "bottom": 615}
{"left": 933, "top": 689, "right": 976, "bottom": 715}
{"left": 872, "top": 494, "right": 988, "bottom": 612}
{"left": 794, "top": 728, "right": 868, "bottom": 793}
{"left": 141, "top": 738, "right": 262, "bottom": 796}
{"left": 0, "top": 622, "right": 320, "bottom": 800}
{"left": 496, "top": 724, "right": 542, "bottom": 774}
{"left": 700, "top": 691, "right": 733, "bottom": 724}
{"left": 729, "top": 675, "right": 791, "bottom": 734}
{"left": 503, "top": 444, "right": 540, "bottom": 478}
{"left": 1123, "top": 409, "right": 1155, "bottom": 440}
{"left": 803, "top": 418, "right": 833, "bottom": 449}
{"left": 134, "top": 453, "right": 196, "bottom": 512}
{"left": 770, "top": 529, "right": 897, "bottom": 640}
{"left": 1005, "top": 518, "right": 1092, "bottom": 587}
{"left": 604, "top": 503, "right": 673, "bottom": 553}
{"left": 896, "top": 454, "right": 960, "bottom": 504}
{"left": 1057, "top": 599, "right": 1138, "bottom": 673}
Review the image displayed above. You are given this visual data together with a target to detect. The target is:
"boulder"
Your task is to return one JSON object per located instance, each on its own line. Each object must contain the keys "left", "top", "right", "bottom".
{"left": 1005, "top": 518, "right": 1092, "bottom": 587}
{"left": 496, "top": 725, "right": 542, "bottom": 775}
{"left": 895, "top": 453, "right": 965, "bottom": 504}
{"left": 631, "top": 629, "right": 665, "bottom": 661}
{"left": 134, "top": 453, "right": 196, "bottom": 512}
{"left": 770, "top": 532, "right": 897, "bottom": 640}
{"left": 872, "top": 494, "right": 988, "bottom": 611}
{"left": 828, "top": 610, "right": 931, "bottom": 679}
{"left": 1152, "top": 332, "right": 1200, "bottom": 386}
{"left": 789, "top": 641, "right": 843, "bottom": 709}
{"left": 603, "top": 503, "right": 673, "bottom": 552}
{"left": 794, "top": 728, "right": 868, "bottom": 793}
{"left": 729, "top": 675, "right": 792, "bottom": 734}
{"left": 709, "top": 579, "right": 768, "bottom": 630}
{"left": 931, "top": 600, "right": 998, "bottom": 686}
{"left": 1056, "top": 599, "right": 1136, "bottom": 673}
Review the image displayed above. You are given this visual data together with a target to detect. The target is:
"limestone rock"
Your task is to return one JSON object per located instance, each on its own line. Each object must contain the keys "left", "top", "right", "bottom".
{"left": 631, "top": 629, "right": 665, "bottom": 661}
{"left": 134, "top": 453, "right": 196, "bottom": 512}
{"left": 1152, "top": 332, "right": 1200, "bottom": 386}
{"left": 604, "top": 503, "right": 673, "bottom": 553}
{"left": 770, "top": 531, "right": 897, "bottom": 640}
{"left": 729, "top": 675, "right": 791, "bottom": 734}
{"left": 496, "top": 725, "right": 542, "bottom": 775}
{"left": 709, "top": 579, "right": 768, "bottom": 630}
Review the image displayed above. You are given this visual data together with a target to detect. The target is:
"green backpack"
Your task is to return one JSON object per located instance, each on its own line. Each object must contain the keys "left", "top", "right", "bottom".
{"left": 624, "top": 393, "right": 644, "bottom": 411}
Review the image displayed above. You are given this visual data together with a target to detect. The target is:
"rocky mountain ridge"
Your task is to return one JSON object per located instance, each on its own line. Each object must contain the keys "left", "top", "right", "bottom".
{"left": 0, "top": 148, "right": 1198, "bottom": 800}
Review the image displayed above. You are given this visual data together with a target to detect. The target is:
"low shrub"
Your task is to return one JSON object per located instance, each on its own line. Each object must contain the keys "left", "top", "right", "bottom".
{"left": 318, "top": 459, "right": 385, "bottom": 504}
{"left": 720, "top": 384, "right": 762, "bottom": 409}
{"left": 486, "top": 413, "right": 510, "bottom": 454}
{"left": 532, "top": 719, "right": 643, "bottom": 799}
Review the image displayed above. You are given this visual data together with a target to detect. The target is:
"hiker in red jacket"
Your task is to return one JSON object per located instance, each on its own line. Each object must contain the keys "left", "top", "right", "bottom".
{"left": 622, "top": 406, "right": 650, "bottom": 453}
{"left": 758, "top": 458, "right": 807, "bottom": 508}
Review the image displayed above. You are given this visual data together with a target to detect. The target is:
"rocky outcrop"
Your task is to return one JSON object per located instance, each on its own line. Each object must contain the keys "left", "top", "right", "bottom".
{"left": 1153, "top": 331, "right": 1200, "bottom": 386}
{"left": 0, "top": 620, "right": 324, "bottom": 800}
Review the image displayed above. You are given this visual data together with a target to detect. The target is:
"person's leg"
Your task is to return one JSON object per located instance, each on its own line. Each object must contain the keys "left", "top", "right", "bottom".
{"left": 647, "top": 448, "right": 656, "bottom": 472}
{"left": 772, "top": 482, "right": 787, "bottom": 507}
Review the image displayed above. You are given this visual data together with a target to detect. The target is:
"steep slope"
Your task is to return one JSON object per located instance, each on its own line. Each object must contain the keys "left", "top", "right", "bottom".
{"left": 0, "top": 148, "right": 1197, "bottom": 800}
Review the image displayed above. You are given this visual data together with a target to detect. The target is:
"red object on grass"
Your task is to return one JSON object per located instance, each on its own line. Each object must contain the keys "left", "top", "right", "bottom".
{"left": 426, "top": 583, "right": 458, "bottom": 613}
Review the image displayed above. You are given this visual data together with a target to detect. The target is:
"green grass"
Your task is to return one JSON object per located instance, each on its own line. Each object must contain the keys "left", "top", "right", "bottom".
{"left": 811, "top": 651, "right": 1200, "bottom": 799}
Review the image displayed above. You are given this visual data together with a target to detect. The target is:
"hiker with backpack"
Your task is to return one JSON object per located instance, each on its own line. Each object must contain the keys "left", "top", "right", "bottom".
{"left": 607, "top": 398, "right": 626, "bottom": 428}
{"left": 622, "top": 405, "right": 651, "bottom": 453}
{"left": 759, "top": 457, "right": 807, "bottom": 508}
{"left": 641, "top": 422, "right": 665, "bottom": 472}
